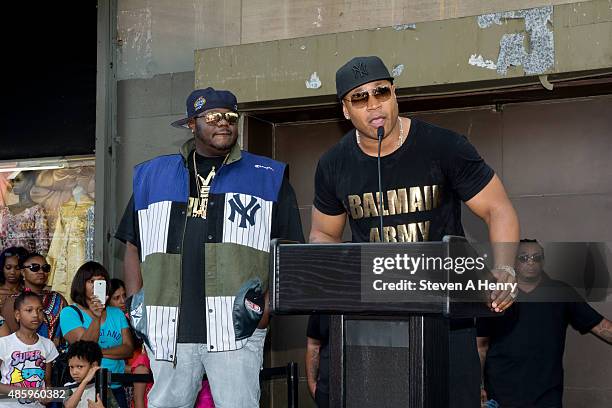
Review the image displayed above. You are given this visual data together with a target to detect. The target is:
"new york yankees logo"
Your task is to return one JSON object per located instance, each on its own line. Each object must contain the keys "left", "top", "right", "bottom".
{"left": 352, "top": 62, "right": 368, "bottom": 78}
{"left": 228, "top": 194, "right": 262, "bottom": 228}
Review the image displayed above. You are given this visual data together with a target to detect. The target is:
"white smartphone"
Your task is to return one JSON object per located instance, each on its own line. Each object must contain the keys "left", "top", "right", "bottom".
{"left": 93, "top": 280, "right": 107, "bottom": 305}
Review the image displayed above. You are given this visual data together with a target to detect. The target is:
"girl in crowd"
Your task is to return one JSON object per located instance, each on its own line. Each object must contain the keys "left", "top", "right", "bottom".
{"left": 108, "top": 279, "right": 152, "bottom": 408}
{"left": 0, "top": 247, "right": 27, "bottom": 309}
{"left": 60, "top": 262, "right": 133, "bottom": 408}
{"left": 0, "top": 292, "right": 59, "bottom": 407}
{"left": 1, "top": 253, "right": 67, "bottom": 346}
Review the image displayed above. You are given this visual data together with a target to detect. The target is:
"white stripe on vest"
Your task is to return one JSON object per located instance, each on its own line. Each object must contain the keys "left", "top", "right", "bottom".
{"left": 205, "top": 296, "right": 248, "bottom": 352}
{"left": 137, "top": 201, "right": 172, "bottom": 261}
{"left": 146, "top": 305, "right": 178, "bottom": 360}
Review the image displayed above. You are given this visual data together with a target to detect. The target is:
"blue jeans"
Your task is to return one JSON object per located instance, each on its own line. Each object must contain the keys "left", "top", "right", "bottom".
{"left": 146, "top": 328, "right": 267, "bottom": 408}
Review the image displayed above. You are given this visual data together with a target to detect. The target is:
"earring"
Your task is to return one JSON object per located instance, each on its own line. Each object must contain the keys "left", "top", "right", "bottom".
{"left": 345, "top": 115, "right": 350, "bottom": 120}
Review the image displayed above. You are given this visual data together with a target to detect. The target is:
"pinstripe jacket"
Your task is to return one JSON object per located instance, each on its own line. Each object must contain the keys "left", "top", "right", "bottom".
{"left": 121, "top": 140, "right": 302, "bottom": 362}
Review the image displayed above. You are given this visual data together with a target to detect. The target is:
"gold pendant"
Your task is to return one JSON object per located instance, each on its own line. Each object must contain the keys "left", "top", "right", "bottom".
{"left": 192, "top": 166, "right": 216, "bottom": 218}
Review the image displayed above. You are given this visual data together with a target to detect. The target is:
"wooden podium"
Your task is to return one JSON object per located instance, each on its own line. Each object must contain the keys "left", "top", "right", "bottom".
{"left": 270, "top": 236, "right": 497, "bottom": 407}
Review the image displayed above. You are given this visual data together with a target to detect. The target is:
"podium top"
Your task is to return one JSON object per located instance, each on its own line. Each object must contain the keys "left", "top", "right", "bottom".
{"left": 270, "top": 238, "right": 500, "bottom": 318}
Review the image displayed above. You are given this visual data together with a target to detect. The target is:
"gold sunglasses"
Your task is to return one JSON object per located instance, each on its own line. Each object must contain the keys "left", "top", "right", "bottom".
{"left": 344, "top": 85, "right": 392, "bottom": 108}
{"left": 197, "top": 111, "right": 239, "bottom": 125}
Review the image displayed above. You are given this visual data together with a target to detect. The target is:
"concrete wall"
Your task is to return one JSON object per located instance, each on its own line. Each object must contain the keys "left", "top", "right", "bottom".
{"left": 112, "top": 71, "right": 195, "bottom": 273}
{"left": 117, "top": 0, "right": 577, "bottom": 79}
{"left": 197, "top": 0, "right": 612, "bottom": 103}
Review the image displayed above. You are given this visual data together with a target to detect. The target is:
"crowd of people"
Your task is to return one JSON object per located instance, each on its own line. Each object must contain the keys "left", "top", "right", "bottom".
{"left": 0, "top": 247, "right": 154, "bottom": 408}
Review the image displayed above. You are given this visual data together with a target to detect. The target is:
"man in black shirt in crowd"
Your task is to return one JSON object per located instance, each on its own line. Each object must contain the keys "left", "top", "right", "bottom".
{"left": 477, "top": 239, "right": 612, "bottom": 408}
{"left": 308, "top": 55, "right": 520, "bottom": 407}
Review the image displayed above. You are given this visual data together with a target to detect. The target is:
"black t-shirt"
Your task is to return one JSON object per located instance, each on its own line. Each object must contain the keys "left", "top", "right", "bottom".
{"left": 307, "top": 315, "right": 330, "bottom": 397}
{"left": 477, "top": 275, "right": 603, "bottom": 407}
{"left": 116, "top": 150, "right": 305, "bottom": 344}
{"left": 177, "top": 152, "right": 225, "bottom": 342}
{"left": 314, "top": 118, "right": 494, "bottom": 243}
{"left": 313, "top": 119, "right": 494, "bottom": 407}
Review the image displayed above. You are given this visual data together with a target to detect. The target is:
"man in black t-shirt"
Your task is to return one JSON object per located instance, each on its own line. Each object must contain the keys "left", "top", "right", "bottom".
{"left": 306, "top": 315, "right": 330, "bottom": 408}
{"left": 309, "top": 56, "right": 520, "bottom": 407}
{"left": 477, "top": 240, "right": 612, "bottom": 408}
{"left": 115, "top": 88, "right": 303, "bottom": 408}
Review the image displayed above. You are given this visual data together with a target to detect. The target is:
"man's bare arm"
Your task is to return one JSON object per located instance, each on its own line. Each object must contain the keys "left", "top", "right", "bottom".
{"left": 476, "top": 336, "right": 490, "bottom": 403}
{"left": 591, "top": 318, "right": 612, "bottom": 344}
{"left": 305, "top": 337, "right": 322, "bottom": 398}
{"left": 476, "top": 337, "right": 489, "bottom": 383}
{"left": 124, "top": 241, "right": 142, "bottom": 297}
{"left": 309, "top": 207, "right": 346, "bottom": 243}
{"left": 466, "top": 174, "right": 520, "bottom": 312}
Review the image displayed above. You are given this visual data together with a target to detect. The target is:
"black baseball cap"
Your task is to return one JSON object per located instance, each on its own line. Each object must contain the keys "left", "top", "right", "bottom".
{"left": 171, "top": 87, "right": 238, "bottom": 129}
{"left": 335, "top": 56, "right": 394, "bottom": 99}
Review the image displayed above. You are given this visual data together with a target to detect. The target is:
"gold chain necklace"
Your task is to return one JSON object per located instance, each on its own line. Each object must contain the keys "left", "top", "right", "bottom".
{"left": 356, "top": 117, "right": 404, "bottom": 147}
{"left": 191, "top": 151, "right": 228, "bottom": 218}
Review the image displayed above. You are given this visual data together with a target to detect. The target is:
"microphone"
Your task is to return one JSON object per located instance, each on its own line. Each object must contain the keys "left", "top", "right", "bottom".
{"left": 376, "top": 126, "right": 385, "bottom": 242}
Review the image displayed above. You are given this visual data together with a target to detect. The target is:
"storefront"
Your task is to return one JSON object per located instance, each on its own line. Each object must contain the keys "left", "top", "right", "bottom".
{"left": 0, "top": 157, "right": 96, "bottom": 301}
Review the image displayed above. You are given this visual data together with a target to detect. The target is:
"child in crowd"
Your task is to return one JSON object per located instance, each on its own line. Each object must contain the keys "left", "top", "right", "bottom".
{"left": 108, "top": 279, "right": 152, "bottom": 408}
{"left": 64, "top": 341, "right": 118, "bottom": 408}
{"left": 0, "top": 292, "right": 59, "bottom": 407}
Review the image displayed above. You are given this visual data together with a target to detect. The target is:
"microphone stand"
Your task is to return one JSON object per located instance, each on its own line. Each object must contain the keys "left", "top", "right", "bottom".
{"left": 377, "top": 126, "right": 385, "bottom": 241}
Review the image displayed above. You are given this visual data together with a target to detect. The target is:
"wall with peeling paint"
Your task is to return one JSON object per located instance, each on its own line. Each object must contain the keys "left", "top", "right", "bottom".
{"left": 117, "top": 0, "right": 579, "bottom": 79}
{"left": 195, "top": 0, "right": 612, "bottom": 103}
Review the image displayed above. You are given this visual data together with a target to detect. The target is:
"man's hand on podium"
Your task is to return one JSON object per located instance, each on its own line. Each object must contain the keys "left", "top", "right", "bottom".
{"left": 489, "top": 266, "right": 518, "bottom": 312}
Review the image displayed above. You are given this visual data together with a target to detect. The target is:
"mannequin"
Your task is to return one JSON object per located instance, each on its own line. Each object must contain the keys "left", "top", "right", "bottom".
{"left": 47, "top": 185, "right": 95, "bottom": 301}
{"left": 0, "top": 172, "right": 49, "bottom": 253}
{"left": 8, "top": 172, "right": 38, "bottom": 213}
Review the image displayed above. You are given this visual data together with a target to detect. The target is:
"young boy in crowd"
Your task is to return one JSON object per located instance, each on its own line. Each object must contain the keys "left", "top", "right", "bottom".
{"left": 64, "top": 341, "right": 117, "bottom": 408}
{"left": 0, "top": 292, "right": 59, "bottom": 408}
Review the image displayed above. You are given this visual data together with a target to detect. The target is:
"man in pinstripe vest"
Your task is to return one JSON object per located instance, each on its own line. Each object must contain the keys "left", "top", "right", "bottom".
{"left": 116, "top": 88, "right": 304, "bottom": 408}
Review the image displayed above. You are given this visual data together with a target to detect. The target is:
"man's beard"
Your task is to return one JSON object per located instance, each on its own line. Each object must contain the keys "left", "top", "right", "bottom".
{"left": 195, "top": 123, "right": 237, "bottom": 152}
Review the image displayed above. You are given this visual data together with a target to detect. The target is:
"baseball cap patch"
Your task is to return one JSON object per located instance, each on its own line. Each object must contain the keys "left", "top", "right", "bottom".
{"left": 194, "top": 96, "right": 206, "bottom": 111}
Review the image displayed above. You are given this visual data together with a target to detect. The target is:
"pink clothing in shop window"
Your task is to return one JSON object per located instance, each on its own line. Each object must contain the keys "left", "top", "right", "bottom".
{"left": 0, "top": 205, "right": 49, "bottom": 254}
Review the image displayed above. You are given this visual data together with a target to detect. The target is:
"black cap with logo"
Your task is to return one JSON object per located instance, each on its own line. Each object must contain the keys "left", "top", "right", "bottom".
{"left": 335, "top": 56, "right": 394, "bottom": 99}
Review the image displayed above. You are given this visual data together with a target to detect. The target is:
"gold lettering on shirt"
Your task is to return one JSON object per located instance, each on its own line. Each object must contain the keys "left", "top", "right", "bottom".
{"left": 423, "top": 185, "right": 432, "bottom": 211}
{"left": 387, "top": 189, "right": 407, "bottom": 215}
{"left": 375, "top": 192, "right": 389, "bottom": 216}
{"left": 370, "top": 227, "right": 380, "bottom": 243}
{"left": 418, "top": 221, "right": 430, "bottom": 241}
{"left": 384, "top": 226, "right": 397, "bottom": 242}
{"left": 348, "top": 195, "right": 364, "bottom": 219}
{"left": 408, "top": 186, "right": 424, "bottom": 212}
{"left": 369, "top": 221, "right": 431, "bottom": 242}
{"left": 347, "top": 185, "right": 440, "bottom": 219}
{"left": 362, "top": 193, "right": 379, "bottom": 218}
{"left": 397, "top": 223, "right": 418, "bottom": 242}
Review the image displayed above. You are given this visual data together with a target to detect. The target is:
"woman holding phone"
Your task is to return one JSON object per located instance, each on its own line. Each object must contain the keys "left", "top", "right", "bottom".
{"left": 60, "top": 261, "right": 134, "bottom": 408}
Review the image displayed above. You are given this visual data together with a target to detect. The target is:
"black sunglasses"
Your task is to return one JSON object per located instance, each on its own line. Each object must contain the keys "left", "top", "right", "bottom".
{"left": 344, "top": 85, "right": 392, "bottom": 108}
{"left": 517, "top": 254, "right": 544, "bottom": 263}
{"left": 22, "top": 263, "right": 52, "bottom": 273}
{"left": 196, "top": 111, "right": 239, "bottom": 125}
